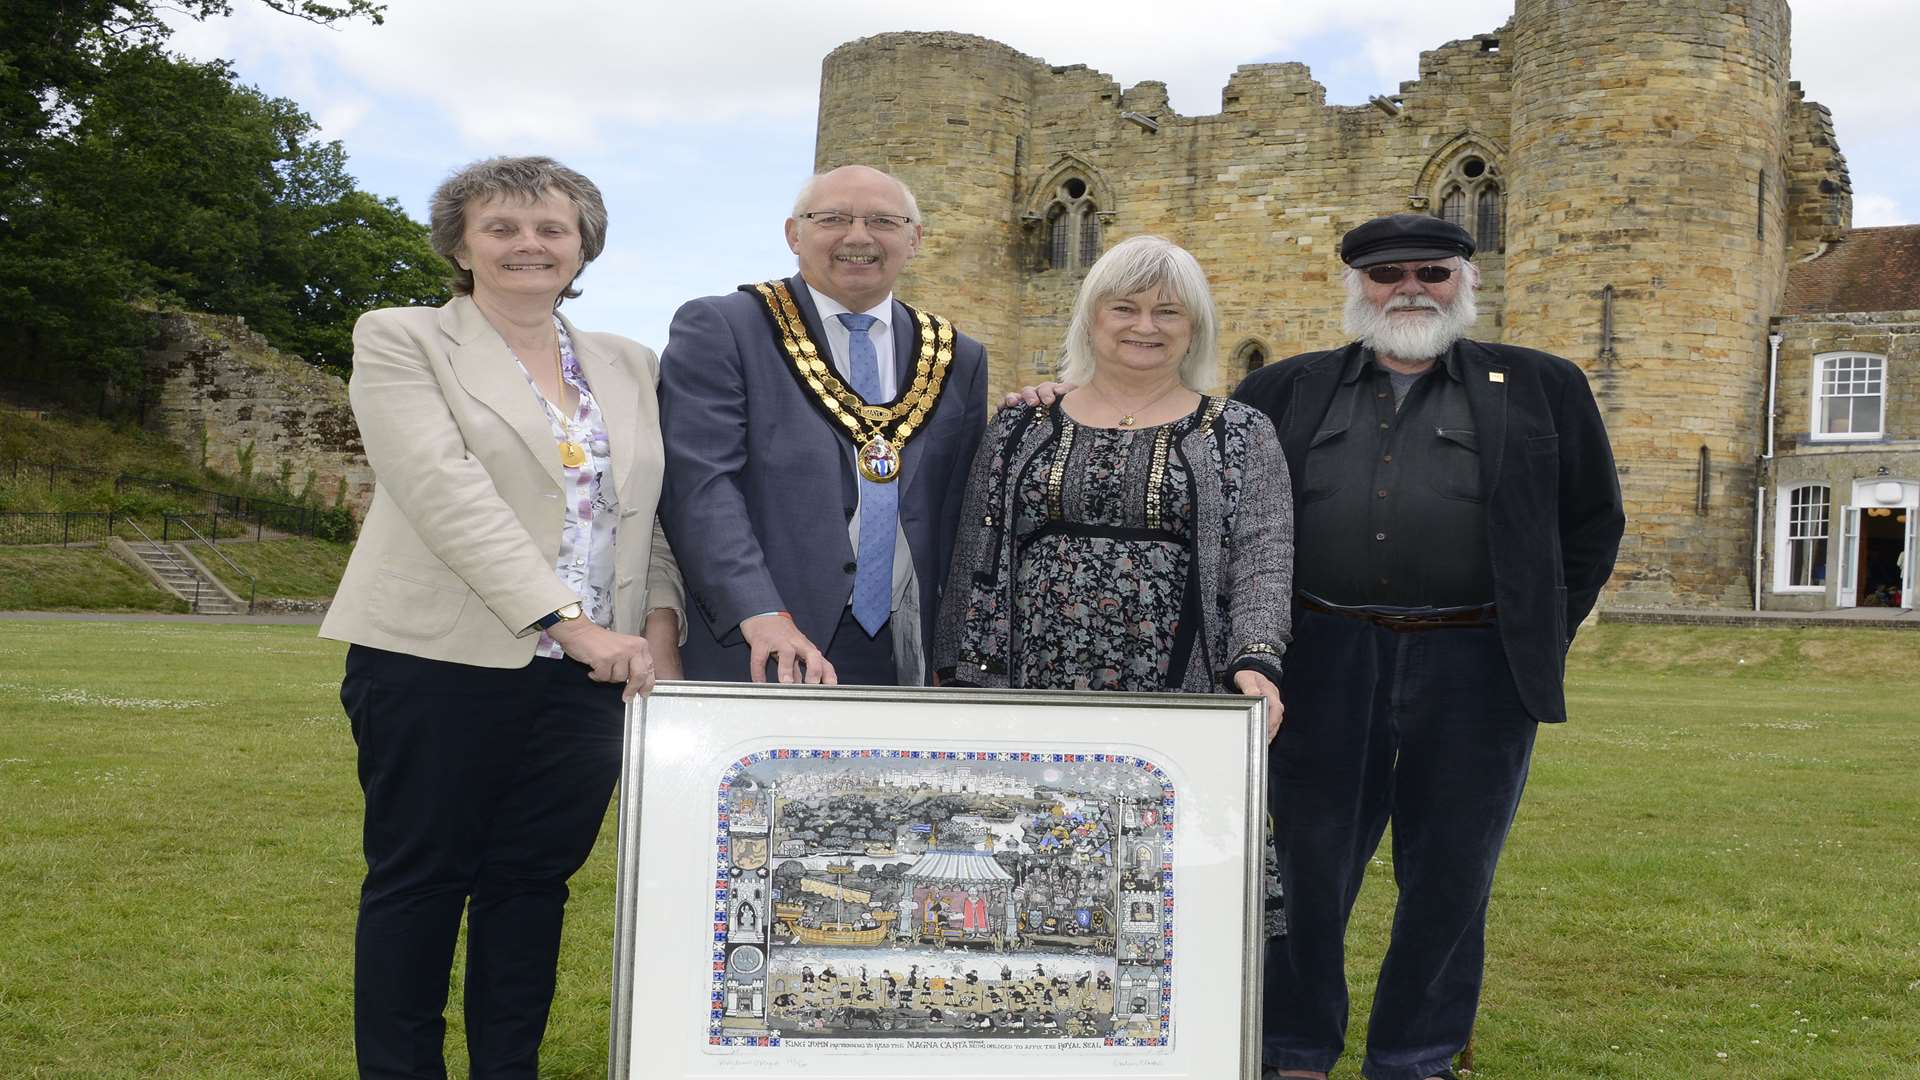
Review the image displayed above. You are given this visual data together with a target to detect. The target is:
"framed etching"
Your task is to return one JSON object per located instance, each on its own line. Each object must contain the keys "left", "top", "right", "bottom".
{"left": 610, "top": 683, "right": 1267, "bottom": 1079}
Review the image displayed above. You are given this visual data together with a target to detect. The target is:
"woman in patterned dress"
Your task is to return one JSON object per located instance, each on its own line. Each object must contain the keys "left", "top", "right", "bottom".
{"left": 935, "top": 234, "right": 1292, "bottom": 715}
{"left": 320, "top": 156, "right": 683, "bottom": 1078}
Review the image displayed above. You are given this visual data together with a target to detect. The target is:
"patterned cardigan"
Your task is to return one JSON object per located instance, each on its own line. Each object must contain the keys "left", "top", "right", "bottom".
{"left": 933, "top": 398, "right": 1294, "bottom": 692}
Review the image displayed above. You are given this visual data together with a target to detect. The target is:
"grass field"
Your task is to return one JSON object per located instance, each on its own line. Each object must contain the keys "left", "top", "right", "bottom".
{"left": 0, "top": 548, "right": 189, "bottom": 613}
{"left": 183, "top": 538, "right": 354, "bottom": 601}
{"left": 1, "top": 622, "right": 1915, "bottom": 1078}
{"left": 0, "top": 538, "right": 349, "bottom": 611}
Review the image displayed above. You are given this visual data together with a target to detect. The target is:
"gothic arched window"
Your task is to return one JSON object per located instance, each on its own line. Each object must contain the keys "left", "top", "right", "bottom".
{"left": 1232, "top": 339, "right": 1270, "bottom": 377}
{"left": 1041, "top": 174, "right": 1103, "bottom": 272}
{"left": 1428, "top": 152, "right": 1504, "bottom": 254}
{"left": 1047, "top": 204, "right": 1070, "bottom": 270}
{"left": 1475, "top": 186, "right": 1503, "bottom": 253}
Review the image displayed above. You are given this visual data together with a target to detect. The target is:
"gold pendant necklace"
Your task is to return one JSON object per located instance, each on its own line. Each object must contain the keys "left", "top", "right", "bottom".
{"left": 552, "top": 341, "right": 587, "bottom": 469}
{"left": 1094, "top": 379, "right": 1182, "bottom": 427}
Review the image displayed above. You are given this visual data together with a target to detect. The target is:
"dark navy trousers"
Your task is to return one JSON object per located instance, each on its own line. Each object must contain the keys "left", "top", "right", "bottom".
{"left": 1262, "top": 605, "right": 1539, "bottom": 1080}
{"left": 341, "top": 645, "right": 624, "bottom": 1080}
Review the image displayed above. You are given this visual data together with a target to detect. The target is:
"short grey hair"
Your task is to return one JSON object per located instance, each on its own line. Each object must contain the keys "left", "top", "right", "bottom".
{"left": 1059, "top": 235, "right": 1219, "bottom": 389}
{"left": 429, "top": 155, "right": 608, "bottom": 302}
{"left": 791, "top": 167, "right": 923, "bottom": 223}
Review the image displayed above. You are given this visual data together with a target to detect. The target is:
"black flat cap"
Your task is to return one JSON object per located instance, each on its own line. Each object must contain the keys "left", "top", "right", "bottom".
{"left": 1339, "top": 213, "right": 1475, "bottom": 268}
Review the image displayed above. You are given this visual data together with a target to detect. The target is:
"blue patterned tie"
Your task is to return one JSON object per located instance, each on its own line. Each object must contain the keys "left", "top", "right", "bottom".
{"left": 838, "top": 312, "right": 896, "bottom": 637}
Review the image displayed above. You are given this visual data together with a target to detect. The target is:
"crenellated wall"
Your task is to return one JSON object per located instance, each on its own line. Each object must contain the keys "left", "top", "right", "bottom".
{"left": 815, "top": 2, "right": 1844, "bottom": 608}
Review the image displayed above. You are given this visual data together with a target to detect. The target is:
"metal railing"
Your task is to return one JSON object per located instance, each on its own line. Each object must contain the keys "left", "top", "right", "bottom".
{"left": 115, "top": 474, "right": 323, "bottom": 539}
{"left": 124, "top": 517, "right": 204, "bottom": 613}
{"left": 0, "top": 511, "right": 119, "bottom": 546}
{"left": 0, "top": 457, "right": 339, "bottom": 542}
{"left": 167, "top": 515, "right": 256, "bottom": 614}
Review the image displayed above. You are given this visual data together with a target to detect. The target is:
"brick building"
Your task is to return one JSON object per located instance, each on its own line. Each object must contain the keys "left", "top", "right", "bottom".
{"left": 812, "top": 1, "right": 1916, "bottom": 611}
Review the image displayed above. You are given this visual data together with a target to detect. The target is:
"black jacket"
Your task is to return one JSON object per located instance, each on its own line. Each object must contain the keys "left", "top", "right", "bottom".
{"left": 1234, "top": 339, "right": 1624, "bottom": 723}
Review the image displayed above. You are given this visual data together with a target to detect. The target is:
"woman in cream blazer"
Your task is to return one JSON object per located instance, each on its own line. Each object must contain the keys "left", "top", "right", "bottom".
{"left": 319, "top": 156, "right": 681, "bottom": 1079}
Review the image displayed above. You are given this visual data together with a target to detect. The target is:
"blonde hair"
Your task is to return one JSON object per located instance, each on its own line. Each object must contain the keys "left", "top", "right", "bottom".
{"left": 1058, "top": 235, "right": 1218, "bottom": 389}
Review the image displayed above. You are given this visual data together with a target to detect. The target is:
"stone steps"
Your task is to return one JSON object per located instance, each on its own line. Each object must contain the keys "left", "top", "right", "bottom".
{"left": 124, "top": 542, "right": 248, "bottom": 615}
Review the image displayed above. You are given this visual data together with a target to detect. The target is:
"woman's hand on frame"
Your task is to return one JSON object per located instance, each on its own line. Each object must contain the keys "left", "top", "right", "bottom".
{"left": 547, "top": 620, "right": 658, "bottom": 702}
{"left": 1232, "top": 669, "right": 1284, "bottom": 743}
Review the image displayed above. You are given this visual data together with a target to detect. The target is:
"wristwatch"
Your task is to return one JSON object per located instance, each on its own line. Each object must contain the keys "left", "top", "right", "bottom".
{"left": 532, "top": 601, "right": 584, "bottom": 632}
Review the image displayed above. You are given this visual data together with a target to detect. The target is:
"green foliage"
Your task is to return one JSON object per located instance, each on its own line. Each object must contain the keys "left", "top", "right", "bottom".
{"left": 308, "top": 504, "right": 357, "bottom": 542}
{"left": 234, "top": 439, "right": 257, "bottom": 490}
{"left": 0, "top": 412, "right": 355, "bottom": 546}
{"left": 0, "top": 0, "right": 436, "bottom": 403}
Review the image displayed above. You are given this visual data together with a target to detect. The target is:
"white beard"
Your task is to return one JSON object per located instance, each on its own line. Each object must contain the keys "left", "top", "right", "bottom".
{"left": 1344, "top": 286, "right": 1478, "bottom": 362}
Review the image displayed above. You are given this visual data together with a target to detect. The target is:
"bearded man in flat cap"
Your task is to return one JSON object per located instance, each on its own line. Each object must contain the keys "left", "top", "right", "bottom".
{"left": 1233, "top": 213, "right": 1624, "bottom": 1080}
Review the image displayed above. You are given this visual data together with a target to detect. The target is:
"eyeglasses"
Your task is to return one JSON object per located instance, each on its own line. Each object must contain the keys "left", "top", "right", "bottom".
{"left": 1364, "top": 264, "right": 1456, "bottom": 285}
{"left": 796, "top": 211, "right": 914, "bottom": 233}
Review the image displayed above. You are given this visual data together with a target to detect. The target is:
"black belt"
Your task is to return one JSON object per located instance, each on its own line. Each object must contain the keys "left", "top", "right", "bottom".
{"left": 1297, "top": 593, "right": 1497, "bottom": 632}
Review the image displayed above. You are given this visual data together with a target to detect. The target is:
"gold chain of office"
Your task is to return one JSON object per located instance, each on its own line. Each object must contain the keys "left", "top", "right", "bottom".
{"left": 752, "top": 280, "right": 956, "bottom": 484}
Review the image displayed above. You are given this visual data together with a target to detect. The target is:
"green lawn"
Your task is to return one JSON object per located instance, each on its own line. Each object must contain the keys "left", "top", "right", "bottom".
{"left": 0, "top": 539, "right": 347, "bottom": 610}
{"left": 1, "top": 622, "right": 1914, "bottom": 1078}
{"left": 183, "top": 537, "right": 353, "bottom": 600}
{"left": 0, "top": 547, "right": 188, "bottom": 612}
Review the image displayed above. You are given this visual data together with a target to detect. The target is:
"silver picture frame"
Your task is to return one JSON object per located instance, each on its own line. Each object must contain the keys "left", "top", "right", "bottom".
{"left": 610, "top": 682, "right": 1267, "bottom": 1079}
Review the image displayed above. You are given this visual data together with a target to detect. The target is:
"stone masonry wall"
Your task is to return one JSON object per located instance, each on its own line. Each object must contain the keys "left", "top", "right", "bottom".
{"left": 143, "top": 312, "right": 373, "bottom": 516}
{"left": 814, "top": 3, "right": 1844, "bottom": 608}
{"left": 819, "top": 29, "right": 1516, "bottom": 397}
{"left": 1764, "top": 310, "right": 1920, "bottom": 609}
{"left": 1772, "top": 311, "right": 1920, "bottom": 452}
{"left": 1784, "top": 87, "right": 1853, "bottom": 260}
{"left": 1503, "top": 0, "right": 1791, "bottom": 609}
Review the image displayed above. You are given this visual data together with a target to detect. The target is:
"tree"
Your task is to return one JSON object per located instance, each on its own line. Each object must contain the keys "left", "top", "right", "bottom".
{"left": 0, "top": 0, "right": 415, "bottom": 403}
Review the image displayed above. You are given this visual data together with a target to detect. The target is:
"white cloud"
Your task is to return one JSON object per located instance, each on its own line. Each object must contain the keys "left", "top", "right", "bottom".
{"left": 1852, "top": 193, "right": 1905, "bottom": 229}
{"left": 156, "top": 1, "right": 1918, "bottom": 346}
{"left": 172, "top": 0, "right": 1517, "bottom": 141}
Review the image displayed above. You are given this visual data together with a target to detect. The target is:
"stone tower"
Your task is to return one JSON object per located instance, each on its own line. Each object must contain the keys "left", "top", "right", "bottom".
{"left": 815, "top": 33, "right": 1040, "bottom": 368}
{"left": 1503, "top": 0, "right": 1793, "bottom": 606}
{"left": 813, "top": 7, "right": 1847, "bottom": 609}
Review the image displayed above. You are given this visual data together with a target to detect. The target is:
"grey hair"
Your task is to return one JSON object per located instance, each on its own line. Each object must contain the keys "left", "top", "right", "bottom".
{"left": 791, "top": 167, "right": 923, "bottom": 223}
{"left": 1058, "top": 235, "right": 1219, "bottom": 389}
{"left": 429, "top": 155, "right": 607, "bottom": 303}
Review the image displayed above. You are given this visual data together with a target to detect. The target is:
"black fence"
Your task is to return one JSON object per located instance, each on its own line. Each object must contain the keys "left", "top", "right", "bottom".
{"left": 0, "top": 511, "right": 124, "bottom": 546}
{"left": 0, "top": 457, "right": 344, "bottom": 542}
{"left": 113, "top": 475, "right": 329, "bottom": 539}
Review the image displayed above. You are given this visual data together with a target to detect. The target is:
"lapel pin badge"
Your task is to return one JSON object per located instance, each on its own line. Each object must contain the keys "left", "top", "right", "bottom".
{"left": 1488, "top": 371, "right": 1506, "bottom": 383}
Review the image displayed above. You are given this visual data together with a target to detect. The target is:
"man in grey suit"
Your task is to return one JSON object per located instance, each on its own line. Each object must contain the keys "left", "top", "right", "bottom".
{"left": 658, "top": 165, "right": 988, "bottom": 684}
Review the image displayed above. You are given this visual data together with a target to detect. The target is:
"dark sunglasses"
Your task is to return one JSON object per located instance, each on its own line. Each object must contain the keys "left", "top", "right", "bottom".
{"left": 1365, "top": 265, "right": 1456, "bottom": 285}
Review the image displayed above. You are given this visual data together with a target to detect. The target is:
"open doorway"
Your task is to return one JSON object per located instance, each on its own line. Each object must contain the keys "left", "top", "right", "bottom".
{"left": 1854, "top": 507, "right": 1908, "bottom": 607}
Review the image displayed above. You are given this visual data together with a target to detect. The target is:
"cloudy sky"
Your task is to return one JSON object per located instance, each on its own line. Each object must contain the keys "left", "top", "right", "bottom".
{"left": 167, "top": 1, "right": 1919, "bottom": 350}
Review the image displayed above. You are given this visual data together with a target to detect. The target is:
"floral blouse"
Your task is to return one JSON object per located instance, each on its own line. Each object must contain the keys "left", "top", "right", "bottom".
{"left": 513, "top": 318, "right": 618, "bottom": 659}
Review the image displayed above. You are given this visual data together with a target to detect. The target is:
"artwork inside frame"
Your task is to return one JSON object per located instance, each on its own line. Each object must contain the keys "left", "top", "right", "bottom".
{"left": 609, "top": 683, "right": 1267, "bottom": 1080}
